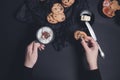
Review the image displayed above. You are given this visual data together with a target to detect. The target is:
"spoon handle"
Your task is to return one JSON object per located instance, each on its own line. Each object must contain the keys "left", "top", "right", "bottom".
{"left": 85, "top": 21, "right": 105, "bottom": 58}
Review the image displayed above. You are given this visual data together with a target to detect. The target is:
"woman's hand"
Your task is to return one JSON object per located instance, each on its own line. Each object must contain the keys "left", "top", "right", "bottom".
{"left": 81, "top": 36, "right": 99, "bottom": 70}
{"left": 24, "top": 41, "right": 45, "bottom": 68}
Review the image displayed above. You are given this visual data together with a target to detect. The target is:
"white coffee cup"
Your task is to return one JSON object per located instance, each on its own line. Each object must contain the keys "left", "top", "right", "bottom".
{"left": 36, "top": 26, "right": 54, "bottom": 44}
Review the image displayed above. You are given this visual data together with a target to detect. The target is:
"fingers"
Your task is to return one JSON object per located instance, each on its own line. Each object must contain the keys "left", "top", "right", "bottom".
{"left": 81, "top": 36, "right": 98, "bottom": 50}
{"left": 27, "top": 41, "right": 34, "bottom": 54}
{"left": 32, "top": 42, "right": 41, "bottom": 54}
{"left": 33, "top": 41, "right": 46, "bottom": 52}
{"left": 85, "top": 36, "right": 95, "bottom": 42}
{"left": 39, "top": 44, "right": 45, "bottom": 51}
{"left": 40, "top": 44, "right": 45, "bottom": 50}
{"left": 90, "top": 39, "right": 98, "bottom": 49}
{"left": 27, "top": 41, "right": 45, "bottom": 54}
{"left": 81, "top": 38, "right": 89, "bottom": 51}
{"left": 84, "top": 36, "right": 98, "bottom": 48}
{"left": 86, "top": 36, "right": 98, "bottom": 49}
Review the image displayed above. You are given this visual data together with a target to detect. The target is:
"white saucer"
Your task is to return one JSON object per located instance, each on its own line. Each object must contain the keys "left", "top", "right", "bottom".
{"left": 36, "top": 26, "right": 54, "bottom": 44}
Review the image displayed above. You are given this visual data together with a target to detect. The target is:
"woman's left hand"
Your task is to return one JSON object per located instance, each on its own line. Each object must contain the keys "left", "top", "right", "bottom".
{"left": 24, "top": 41, "right": 45, "bottom": 68}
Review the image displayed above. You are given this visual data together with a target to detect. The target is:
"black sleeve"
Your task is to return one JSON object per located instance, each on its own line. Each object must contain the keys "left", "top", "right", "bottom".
{"left": 86, "top": 69, "right": 102, "bottom": 80}
{"left": 24, "top": 66, "right": 33, "bottom": 80}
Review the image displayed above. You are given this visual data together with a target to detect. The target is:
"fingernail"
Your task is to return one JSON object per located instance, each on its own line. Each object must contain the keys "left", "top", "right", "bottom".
{"left": 42, "top": 45, "right": 45, "bottom": 47}
{"left": 42, "top": 47, "right": 45, "bottom": 50}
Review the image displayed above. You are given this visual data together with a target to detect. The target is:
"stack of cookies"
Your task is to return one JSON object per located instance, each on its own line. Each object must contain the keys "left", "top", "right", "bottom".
{"left": 47, "top": 3, "right": 65, "bottom": 24}
{"left": 47, "top": 0, "right": 75, "bottom": 24}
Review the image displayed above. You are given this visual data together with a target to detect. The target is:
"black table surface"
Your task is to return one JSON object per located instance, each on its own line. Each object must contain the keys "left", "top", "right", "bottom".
{"left": 1, "top": 0, "right": 120, "bottom": 80}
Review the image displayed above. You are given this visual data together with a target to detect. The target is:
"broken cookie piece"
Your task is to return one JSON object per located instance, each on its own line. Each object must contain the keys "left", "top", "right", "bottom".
{"left": 74, "top": 30, "right": 87, "bottom": 40}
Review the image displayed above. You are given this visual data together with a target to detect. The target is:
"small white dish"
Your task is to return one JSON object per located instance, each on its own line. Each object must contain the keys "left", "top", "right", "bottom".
{"left": 36, "top": 26, "right": 54, "bottom": 44}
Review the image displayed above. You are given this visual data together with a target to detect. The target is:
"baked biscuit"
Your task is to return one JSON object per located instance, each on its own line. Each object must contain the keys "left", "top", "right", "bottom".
{"left": 47, "top": 13, "right": 58, "bottom": 24}
{"left": 110, "top": 0, "right": 120, "bottom": 10}
{"left": 62, "top": 0, "right": 75, "bottom": 7}
{"left": 74, "top": 30, "right": 87, "bottom": 40}
{"left": 102, "top": 6, "right": 115, "bottom": 17}
{"left": 53, "top": 13, "right": 66, "bottom": 22}
{"left": 51, "top": 3, "right": 64, "bottom": 14}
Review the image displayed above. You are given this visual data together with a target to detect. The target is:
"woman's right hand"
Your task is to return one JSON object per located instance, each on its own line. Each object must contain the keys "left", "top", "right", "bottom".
{"left": 24, "top": 41, "right": 45, "bottom": 68}
{"left": 81, "top": 36, "right": 99, "bottom": 70}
